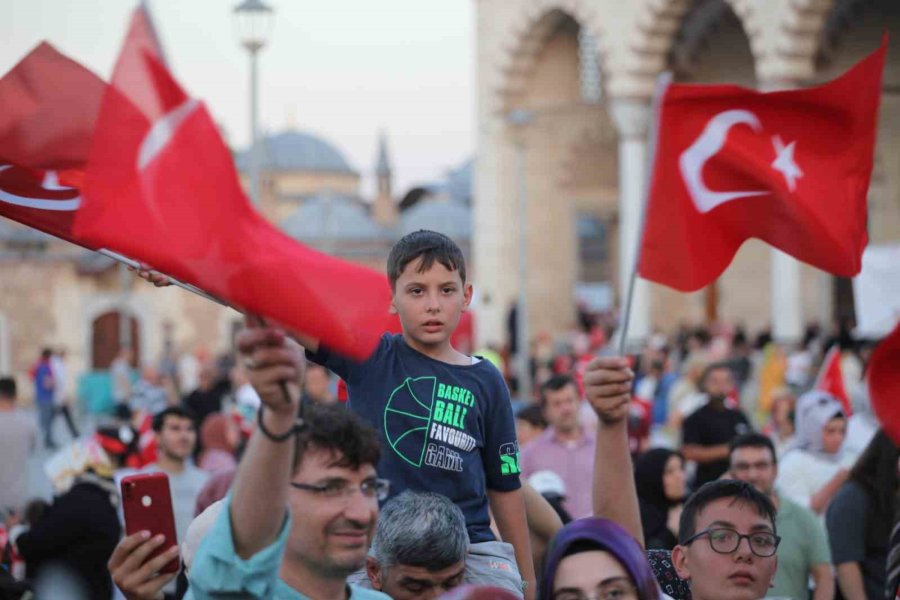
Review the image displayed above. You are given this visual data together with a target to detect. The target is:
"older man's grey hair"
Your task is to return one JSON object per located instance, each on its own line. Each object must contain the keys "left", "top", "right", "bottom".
{"left": 372, "top": 490, "right": 469, "bottom": 571}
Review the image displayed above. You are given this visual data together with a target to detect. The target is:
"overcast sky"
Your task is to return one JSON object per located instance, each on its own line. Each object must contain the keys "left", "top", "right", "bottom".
{"left": 1, "top": 0, "right": 475, "bottom": 196}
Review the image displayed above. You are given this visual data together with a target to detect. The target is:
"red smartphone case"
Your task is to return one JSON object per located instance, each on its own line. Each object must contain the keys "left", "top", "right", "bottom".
{"left": 120, "top": 472, "right": 180, "bottom": 574}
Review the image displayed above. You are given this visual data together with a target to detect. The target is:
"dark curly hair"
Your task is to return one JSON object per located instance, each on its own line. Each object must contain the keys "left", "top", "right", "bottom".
{"left": 291, "top": 404, "right": 381, "bottom": 474}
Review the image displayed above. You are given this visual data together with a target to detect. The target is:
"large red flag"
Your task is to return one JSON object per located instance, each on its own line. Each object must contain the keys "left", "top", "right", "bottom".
{"left": 0, "top": 42, "right": 105, "bottom": 245}
{"left": 638, "top": 40, "right": 885, "bottom": 292}
{"left": 813, "top": 345, "right": 852, "bottom": 416}
{"left": 73, "top": 7, "right": 392, "bottom": 360}
{"left": 869, "top": 321, "right": 900, "bottom": 445}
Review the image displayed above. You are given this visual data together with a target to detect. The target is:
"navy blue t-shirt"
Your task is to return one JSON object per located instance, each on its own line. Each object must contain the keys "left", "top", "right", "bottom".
{"left": 307, "top": 333, "right": 521, "bottom": 543}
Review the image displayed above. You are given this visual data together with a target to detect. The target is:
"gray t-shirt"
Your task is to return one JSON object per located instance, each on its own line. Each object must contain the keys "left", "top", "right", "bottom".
{"left": 0, "top": 409, "right": 37, "bottom": 513}
{"left": 827, "top": 480, "right": 886, "bottom": 600}
{"left": 771, "top": 493, "right": 831, "bottom": 600}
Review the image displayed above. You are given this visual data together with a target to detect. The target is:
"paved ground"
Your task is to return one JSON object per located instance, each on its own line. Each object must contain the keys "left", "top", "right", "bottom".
{"left": 21, "top": 405, "right": 97, "bottom": 504}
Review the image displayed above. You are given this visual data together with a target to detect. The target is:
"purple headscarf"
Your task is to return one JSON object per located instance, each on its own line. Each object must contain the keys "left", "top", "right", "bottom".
{"left": 541, "top": 517, "right": 660, "bottom": 600}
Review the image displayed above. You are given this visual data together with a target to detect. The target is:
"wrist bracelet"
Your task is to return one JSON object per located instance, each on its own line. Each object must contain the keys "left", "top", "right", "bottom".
{"left": 256, "top": 406, "right": 305, "bottom": 442}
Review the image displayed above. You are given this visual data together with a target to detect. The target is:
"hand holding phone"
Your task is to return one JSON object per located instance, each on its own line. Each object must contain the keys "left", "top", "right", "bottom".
{"left": 120, "top": 472, "right": 179, "bottom": 574}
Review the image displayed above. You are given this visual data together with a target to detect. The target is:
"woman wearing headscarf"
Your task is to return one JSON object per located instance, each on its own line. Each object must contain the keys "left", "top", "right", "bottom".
{"left": 634, "top": 449, "right": 687, "bottom": 550}
{"left": 540, "top": 517, "right": 662, "bottom": 600}
{"left": 197, "top": 413, "right": 239, "bottom": 473}
{"left": 13, "top": 430, "right": 131, "bottom": 600}
{"left": 775, "top": 389, "right": 850, "bottom": 514}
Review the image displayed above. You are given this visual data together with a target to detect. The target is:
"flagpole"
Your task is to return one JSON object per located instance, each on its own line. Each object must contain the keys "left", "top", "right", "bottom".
{"left": 616, "top": 72, "right": 672, "bottom": 356}
{"left": 97, "top": 249, "right": 230, "bottom": 308}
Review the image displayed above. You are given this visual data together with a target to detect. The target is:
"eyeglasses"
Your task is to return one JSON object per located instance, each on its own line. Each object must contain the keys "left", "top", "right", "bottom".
{"left": 682, "top": 527, "right": 780, "bottom": 557}
{"left": 289, "top": 478, "right": 390, "bottom": 502}
{"left": 552, "top": 579, "right": 637, "bottom": 600}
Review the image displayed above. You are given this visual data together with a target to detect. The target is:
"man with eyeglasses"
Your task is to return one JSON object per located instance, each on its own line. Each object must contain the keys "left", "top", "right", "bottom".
{"left": 110, "top": 329, "right": 391, "bottom": 599}
{"left": 582, "top": 356, "right": 780, "bottom": 600}
{"left": 728, "top": 433, "right": 833, "bottom": 600}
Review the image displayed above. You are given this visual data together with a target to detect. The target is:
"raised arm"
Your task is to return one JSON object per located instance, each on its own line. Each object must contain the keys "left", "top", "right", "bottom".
{"left": 230, "top": 320, "right": 306, "bottom": 558}
{"left": 583, "top": 356, "right": 644, "bottom": 545}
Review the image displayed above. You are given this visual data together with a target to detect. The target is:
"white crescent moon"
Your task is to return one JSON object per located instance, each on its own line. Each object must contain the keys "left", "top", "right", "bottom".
{"left": 678, "top": 109, "right": 768, "bottom": 214}
{"left": 0, "top": 165, "right": 81, "bottom": 211}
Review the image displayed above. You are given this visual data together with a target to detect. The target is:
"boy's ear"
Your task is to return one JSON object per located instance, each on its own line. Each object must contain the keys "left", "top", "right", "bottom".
{"left": 672, "top": 544, "right": 691, "bottom": 581}
{"left": 462, "top": 283, "right": 474, "bottom": 311}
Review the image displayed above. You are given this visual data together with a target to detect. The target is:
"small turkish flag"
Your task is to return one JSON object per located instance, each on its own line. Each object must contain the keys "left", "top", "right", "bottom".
{"left": 814, "top": 345, "right": 852, "bottom": 417}
{"left": 638, "top": 38, "right": 886, "bottom": 292}
{"left": 869, "top": 322, "right": 900, "bottom": 446}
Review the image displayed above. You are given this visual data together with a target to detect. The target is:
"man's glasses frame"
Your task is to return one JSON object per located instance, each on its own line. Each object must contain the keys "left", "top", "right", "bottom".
{"left": 289, "top": 477, "right": 390, "bottom": 502}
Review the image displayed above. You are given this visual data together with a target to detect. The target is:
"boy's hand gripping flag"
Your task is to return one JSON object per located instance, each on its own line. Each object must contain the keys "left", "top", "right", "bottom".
{"left": 638, "top": 39, "right": 886, "bottom": 292}
{"left": 72, "top": 6, "right": 392, "bottom": 360}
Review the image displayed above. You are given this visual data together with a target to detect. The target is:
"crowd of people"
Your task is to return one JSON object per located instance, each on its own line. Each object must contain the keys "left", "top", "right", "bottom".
{"left": 0, "top": 228, "right": 895, "bottom": 600}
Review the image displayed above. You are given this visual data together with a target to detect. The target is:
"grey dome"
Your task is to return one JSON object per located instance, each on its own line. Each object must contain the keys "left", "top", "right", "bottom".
{"left": 399, "top": 201, "right": 471, "bottom": 239}
{"left": 281, "top": 193, "right": 385, "bottom": 241}
{"left": 236, "top": 130, "right": 356, "bottom": 174}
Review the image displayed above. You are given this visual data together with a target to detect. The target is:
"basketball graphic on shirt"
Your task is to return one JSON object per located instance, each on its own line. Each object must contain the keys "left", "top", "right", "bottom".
{"left": 384, "top": 376, "right": 436, "bottom": 467}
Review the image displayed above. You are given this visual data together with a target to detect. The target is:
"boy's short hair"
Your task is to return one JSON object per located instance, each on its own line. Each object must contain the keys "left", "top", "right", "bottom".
{"left": 729, "top": 433, "right": 778, "bottom": 465}
{"left": 0, "top": 377, "right": 16, "bottom": 400}
{"left": 678, "top": 479, "right": 777, "bottom": 544}
{"left": 152, "top": 406, "right": 197, "bottom": 432}
{"left": 292, "top": 404, "right": 381, "bottom": 474}
{"left": 387, "top": 230, "right": 466, "bottom": 289}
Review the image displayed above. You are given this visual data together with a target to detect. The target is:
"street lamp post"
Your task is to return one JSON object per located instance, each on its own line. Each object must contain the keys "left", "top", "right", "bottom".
{"left": 233, "top": 0, "right": 274, "bottom": 206}
{"left": 508, "top": 108, "right": 533, "bottom": 403}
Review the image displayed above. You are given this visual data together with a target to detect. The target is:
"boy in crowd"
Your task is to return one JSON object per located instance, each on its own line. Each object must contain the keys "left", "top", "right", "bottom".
{"left": 286, "top": 230, "right": 533, "bottom": 597}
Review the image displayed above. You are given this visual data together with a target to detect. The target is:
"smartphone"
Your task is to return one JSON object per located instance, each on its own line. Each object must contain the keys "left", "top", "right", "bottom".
{"left": 120, "top": 472, "right": 180, "bottom": 574}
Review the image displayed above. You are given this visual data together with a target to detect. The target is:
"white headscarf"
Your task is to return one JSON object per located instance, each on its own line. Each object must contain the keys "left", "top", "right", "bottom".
{"left": 792, "top": 390, "right": 846, "bottom": 461}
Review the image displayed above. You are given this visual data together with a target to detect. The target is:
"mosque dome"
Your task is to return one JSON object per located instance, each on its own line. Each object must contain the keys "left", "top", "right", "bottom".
{"left": 280, "top": 193, "right": 385, "bottom": 241}
{"left": 399, "top": 200, "right": 471, "bottom": 240}
{"left": 236, "top": 130, "right": 357, "bottom": 174}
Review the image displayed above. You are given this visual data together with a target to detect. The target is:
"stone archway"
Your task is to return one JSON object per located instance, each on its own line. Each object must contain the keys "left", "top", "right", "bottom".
{"left": 479, "top": 4, "right": 620, "bottom": 347}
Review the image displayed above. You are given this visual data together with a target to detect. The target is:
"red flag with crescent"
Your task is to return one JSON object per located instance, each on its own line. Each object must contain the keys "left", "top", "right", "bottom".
{"left": 0, "top": 42, "right": 105, "bottom": 245}
{"left": 638, "top": 38, "right": 886, "bottom": 292}
{"left": 73, "top": 6, "right": 392, "bottom": 360}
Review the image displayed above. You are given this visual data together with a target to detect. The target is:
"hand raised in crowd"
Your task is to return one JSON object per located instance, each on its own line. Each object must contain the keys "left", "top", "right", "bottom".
{"left": 128, "top": 263, "right": 172, "bottom": 287}
{"left": 235, "top": 315, "right": 305, "bottom": 415}
{"left": 107, "top": 531, "right": 180, "bottom": 600}
{"left": 583, "top": 356, "right": 634, "bottom": 424}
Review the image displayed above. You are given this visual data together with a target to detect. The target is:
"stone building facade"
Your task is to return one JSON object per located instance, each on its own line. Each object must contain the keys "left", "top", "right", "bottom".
{"left": 473, "top": 0, "right": 900, "bottom": 347}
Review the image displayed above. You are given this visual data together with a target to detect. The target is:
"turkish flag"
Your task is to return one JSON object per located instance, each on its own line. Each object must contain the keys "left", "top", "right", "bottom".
{"left": 814, "top": 345, "right": 852, "bottom": 416}
{"left": 869, "top": 322, "right": 900, "bottom": 445}
{"left": 73, "top": 7, "right": 392, "bottom": 360}
{"left": 0, "top": 42, "right": 105, "bottom": 245}
{"left": 638, "top": 39, "right": 885, "bottom": 292}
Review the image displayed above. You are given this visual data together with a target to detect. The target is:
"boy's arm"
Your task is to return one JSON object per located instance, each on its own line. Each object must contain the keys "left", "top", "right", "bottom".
{"left": 489, "top": 488, "right": 537, "bottom": 600}
{"left": 583, "top": 356, "right": 644, "bottom": 545}
{"left": 231, "top": 322, "right": 305, "bottom": 558}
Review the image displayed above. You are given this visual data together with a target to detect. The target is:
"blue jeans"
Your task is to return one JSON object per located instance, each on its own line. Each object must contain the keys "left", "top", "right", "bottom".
{"left": 37, "top": 401, "right": 55, "bottom": 447}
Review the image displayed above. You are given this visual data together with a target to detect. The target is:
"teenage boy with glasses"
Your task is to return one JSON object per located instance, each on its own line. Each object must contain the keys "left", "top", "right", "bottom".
{"left": 582, "top": 356, "right": 780, "bottom": 600}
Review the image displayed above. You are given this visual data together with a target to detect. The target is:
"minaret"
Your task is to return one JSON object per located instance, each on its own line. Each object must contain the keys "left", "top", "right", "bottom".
{"left": 372, "top": 130, "right": 397, "bottom": 226}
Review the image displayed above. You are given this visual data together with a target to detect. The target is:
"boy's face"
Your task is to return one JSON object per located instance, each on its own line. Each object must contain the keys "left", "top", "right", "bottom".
{"left": 391, "top": 257, "right": 472, "bottom": 352}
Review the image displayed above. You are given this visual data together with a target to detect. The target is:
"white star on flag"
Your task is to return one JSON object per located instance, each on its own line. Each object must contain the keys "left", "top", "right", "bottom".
{"left": 771, "top": 135, "right": 803, "bottom": 191}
